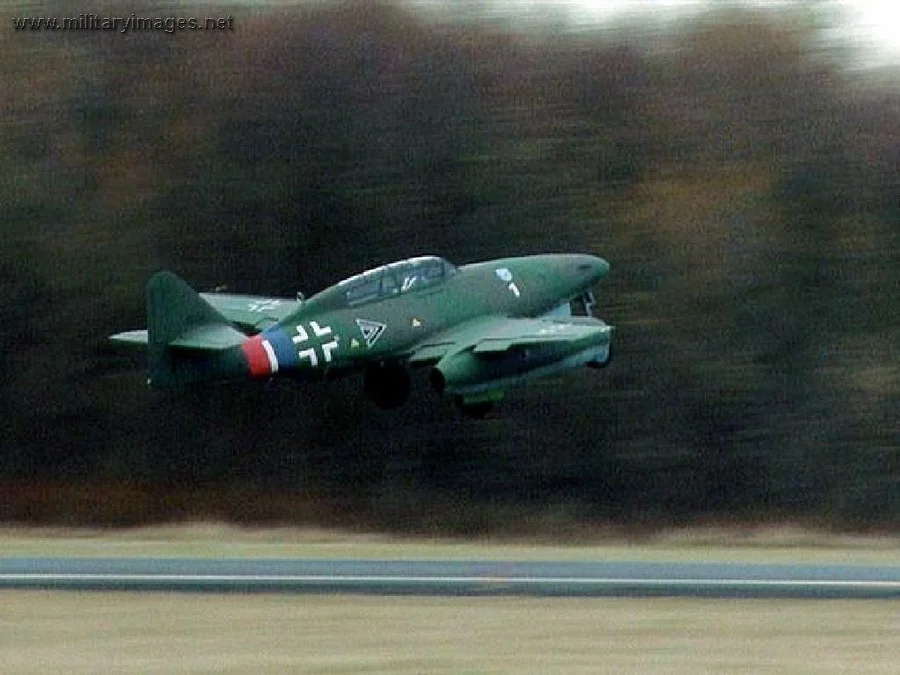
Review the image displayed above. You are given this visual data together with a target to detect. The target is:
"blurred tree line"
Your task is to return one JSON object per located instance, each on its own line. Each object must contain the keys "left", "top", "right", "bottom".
{"left": 0, "top": 1, "right": 896, "bottom": 531}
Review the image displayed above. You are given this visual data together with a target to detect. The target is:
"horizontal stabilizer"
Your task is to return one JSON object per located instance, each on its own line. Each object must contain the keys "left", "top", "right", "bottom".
{"left": 109, "top": 329, "right": 149, "bottom": 347}
{"left": 169, "top": 324, "right": 247, "bottom": 351}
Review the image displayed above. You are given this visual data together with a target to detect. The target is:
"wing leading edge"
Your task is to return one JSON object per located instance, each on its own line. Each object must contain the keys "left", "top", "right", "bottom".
{"left": 410, "top": 315, "right": 613, "bottom": 396}
{"left": 409, "top": 316, "right": 612, "bottom": 362}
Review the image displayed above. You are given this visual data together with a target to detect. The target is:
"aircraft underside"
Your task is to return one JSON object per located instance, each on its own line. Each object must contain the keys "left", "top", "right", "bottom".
{"left": 362, "top": 292, "right": 611, "bottom": 418}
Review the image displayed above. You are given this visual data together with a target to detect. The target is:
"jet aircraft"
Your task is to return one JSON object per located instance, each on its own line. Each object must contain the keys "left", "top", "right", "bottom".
{"left": 110, "top": 253, "right": 613, "bottom": 416}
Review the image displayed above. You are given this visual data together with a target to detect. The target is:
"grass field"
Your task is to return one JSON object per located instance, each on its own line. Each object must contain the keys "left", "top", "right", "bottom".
{"left": 2, "top": 593, "right": 897, "bottom": 674}
{"left": 1, "top": 523, "right": 898, "bottom": 563}
{"left": 1, "top": 525, "right": 897, "bottom": 674}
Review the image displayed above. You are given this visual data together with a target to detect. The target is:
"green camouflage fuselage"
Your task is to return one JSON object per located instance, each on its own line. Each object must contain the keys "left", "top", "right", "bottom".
{"left": 239, "top": 254, "right": 609, "bottom": 381}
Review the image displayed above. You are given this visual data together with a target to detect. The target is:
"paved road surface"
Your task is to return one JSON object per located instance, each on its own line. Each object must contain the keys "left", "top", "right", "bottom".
{"left": 2, "top": 558, "right": 899, "bottom": 597}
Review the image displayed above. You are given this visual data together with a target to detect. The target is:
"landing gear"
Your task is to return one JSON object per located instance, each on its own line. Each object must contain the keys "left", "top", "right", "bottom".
{"left": 363, "top": 362, "right": 410, "bottom": 410}
{"left": 586, "top": 341, "right": 612, "bottom": 369}
{"left": 454, "top": 391, "right": 503, "bottom": 418}
{"left": 574, "top": 290, "right": 596, "bottom": 317}
{"left": 455, "top": 397, "right": 494, "bottom": 419}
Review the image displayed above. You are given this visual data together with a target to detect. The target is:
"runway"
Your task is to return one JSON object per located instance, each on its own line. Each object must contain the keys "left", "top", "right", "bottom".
{"left": 1, "top": 558, "right": 899, "bottom": 597}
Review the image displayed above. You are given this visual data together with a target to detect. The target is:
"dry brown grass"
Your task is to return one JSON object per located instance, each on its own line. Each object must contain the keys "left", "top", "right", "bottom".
{"left": 2, "top": 525, "right": 897, "bottom": 673}
{"left": 1, "top": 593, "right": 897, "bottom": 674}
{"left": 1, "top": 523, "right": 897, "bottom": 563}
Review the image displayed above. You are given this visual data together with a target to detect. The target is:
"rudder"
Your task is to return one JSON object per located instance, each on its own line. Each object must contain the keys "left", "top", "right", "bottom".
{"left": 147, "top": 271, "right": 247, "bottom": 387}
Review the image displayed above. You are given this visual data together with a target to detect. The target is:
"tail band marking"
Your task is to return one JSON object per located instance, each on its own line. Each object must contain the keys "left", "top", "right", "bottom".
{"left": 242, "top": 335, "right": 275, "bottom": 378}
{"left": 261, "top": 339, "right": 279, "bottom": 374}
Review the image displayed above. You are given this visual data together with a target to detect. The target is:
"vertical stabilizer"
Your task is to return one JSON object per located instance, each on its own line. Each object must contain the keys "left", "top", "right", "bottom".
{"left": 146, "top": 271, "right": 247, "bottom": 387}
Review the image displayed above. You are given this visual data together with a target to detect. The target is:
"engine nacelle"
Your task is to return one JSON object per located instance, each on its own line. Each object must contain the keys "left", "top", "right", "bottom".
{"left": 430, "top": 323, "right": 611, "bottom": 397}
{"left": 585, "top": 341, "right": 611, "bottom": 369}
{"left": 430, "top": 349, "right": 513, "bottom": 396}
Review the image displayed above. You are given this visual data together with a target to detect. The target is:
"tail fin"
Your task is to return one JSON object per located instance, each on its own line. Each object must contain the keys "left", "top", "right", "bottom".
{"left": 147, "top": 271, "right": 248, "bottom": 388}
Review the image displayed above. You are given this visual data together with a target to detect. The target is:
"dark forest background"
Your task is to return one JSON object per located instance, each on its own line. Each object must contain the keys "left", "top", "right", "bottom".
{"left": 1, "top": 1, "right": 897, "bottom": 533}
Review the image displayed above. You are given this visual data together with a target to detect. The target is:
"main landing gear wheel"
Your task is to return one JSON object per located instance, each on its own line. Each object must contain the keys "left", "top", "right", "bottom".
{"left": 363, "top": 362, "right": 410, "bottom": 410}
{"left": 587, "top": 342, "right": 612, "bottom": 370}
{"left": 455, "top": 397, "right": 495, "bottom": 419}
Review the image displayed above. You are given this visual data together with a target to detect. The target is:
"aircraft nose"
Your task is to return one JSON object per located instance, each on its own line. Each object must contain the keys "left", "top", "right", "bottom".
{"left": 574, "top": 255, "right": 610, "bottom": 284}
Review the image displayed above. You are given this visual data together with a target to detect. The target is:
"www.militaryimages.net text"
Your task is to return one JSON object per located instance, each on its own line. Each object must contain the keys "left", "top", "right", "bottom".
{"left": 12, "top": 13, "right": 235, "bottom": 33}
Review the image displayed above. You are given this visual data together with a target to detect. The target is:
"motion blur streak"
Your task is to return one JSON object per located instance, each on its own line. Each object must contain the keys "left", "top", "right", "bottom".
{"left": 0, "top": 1, "right": 897, "bottom": 531}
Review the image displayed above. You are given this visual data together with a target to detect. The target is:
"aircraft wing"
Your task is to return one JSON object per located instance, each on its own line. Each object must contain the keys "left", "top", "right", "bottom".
{"left": 408, "top": 315, "right": 612, "bottom": 365}
{"left": 198, "top": 292, "right": 301, "bottom": 334}
{"left": 408, "top": 315, "right": 612, "bottom": 397}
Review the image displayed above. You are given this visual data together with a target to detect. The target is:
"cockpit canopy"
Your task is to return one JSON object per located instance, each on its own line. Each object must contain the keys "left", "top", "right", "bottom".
{"left": 338, "top": 255, "right": 457, "bottom": 307}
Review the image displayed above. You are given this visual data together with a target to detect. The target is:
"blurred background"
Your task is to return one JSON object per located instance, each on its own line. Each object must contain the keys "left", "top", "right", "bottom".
{"left": 0, "top": 0, "right": 896, "bottom": 532}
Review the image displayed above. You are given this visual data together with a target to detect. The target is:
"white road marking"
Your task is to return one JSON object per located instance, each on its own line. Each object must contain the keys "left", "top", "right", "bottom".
{"left": 1, "top": 574, "right": 898, "bottom": 589}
